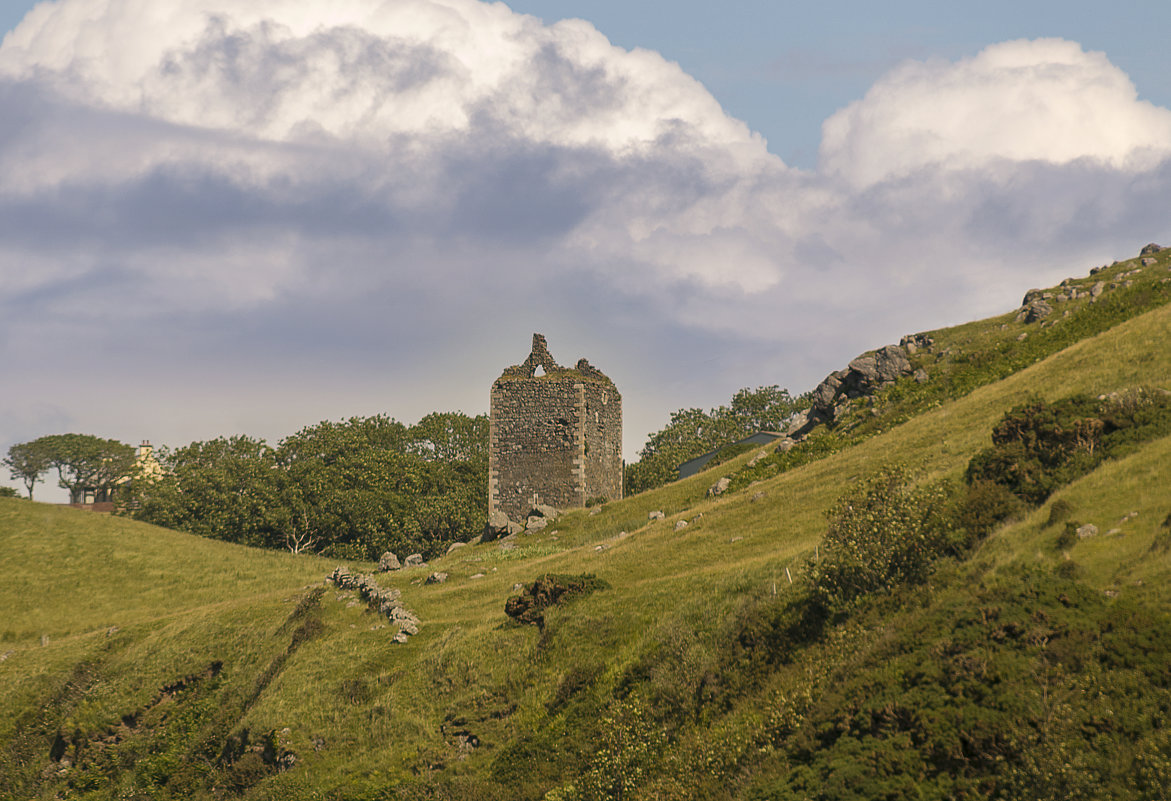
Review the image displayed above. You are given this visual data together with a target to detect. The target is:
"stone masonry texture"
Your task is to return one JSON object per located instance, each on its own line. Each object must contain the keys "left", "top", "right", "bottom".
{"left": 489, "top": 334, "right": 622, "bottom": 522}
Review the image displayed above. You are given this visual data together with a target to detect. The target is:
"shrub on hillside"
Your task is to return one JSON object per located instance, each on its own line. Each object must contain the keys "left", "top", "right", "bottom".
{"left": 807, "top": 469, "right": 956, "bottom": 612}
{"left": 1056, "top": 521, "right": 1080, "bottom": 551}
{"left": 952, "top": 479, "right": 1024, "bottom": 546}
{"left": 1046, "top": 498, "right": 1074, "bottom": 527}
{"left": 967, "top": 389, "right": 1171, "bottom": 505}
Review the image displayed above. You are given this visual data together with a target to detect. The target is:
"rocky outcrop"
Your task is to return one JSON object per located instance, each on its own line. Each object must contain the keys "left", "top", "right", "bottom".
{"left": 504, "top": 573, "right": 608, "bottom": 630}
{"left": 806, "top": 343, "right": 916, "bottom": 426}
{"left": 1016, "top": 299, "right": 1053, "bottom": 324}
{"left": 378, "top": 552, "right": 401, "bottom": 572}
{"left": 1140, "top": 243, "right": 1164, "bottom": 256}
{"left": 899, "top": 333, "right": 935, "bottom": 354}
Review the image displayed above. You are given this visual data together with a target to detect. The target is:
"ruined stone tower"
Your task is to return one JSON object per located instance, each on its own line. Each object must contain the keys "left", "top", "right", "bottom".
{"left": 489, "top": 334, "right": 623, "bottom": 522}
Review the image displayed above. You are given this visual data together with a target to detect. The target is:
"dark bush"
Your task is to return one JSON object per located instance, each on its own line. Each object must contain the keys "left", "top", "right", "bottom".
{"left": 1046, "top": 499, "right": 1074, "bottom": 527}
{"left": 967, "top": 390, "right": 1171, "bottom": 506}
{"left": 1151, "top": 513, "right": 1171, "bottom": 553}
{"left": 953, "top": 480, "right": 1024, "bottom": 545}
{"left": 1056, "top": 521, "right": 1080, "bottom": 550}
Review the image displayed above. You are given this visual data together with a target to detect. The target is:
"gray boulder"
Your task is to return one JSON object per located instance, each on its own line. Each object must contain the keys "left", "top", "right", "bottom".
{"left": 708, "top": 477, "right": 732, "bottom": 496}
{"left": 1077, "top": 524, "right": 1099, "bottom": 539}
{"left": 1016, "top": 299, "right": 1052, "bottom": 324}
{"left": 1021, "top": 288, "right": 1045, "bottom": 305}
{"left": 531, "top": 504, "right": 558, "bottom": 520}
{"left": 425, "top": 572, "right": 448, "bottom": 585}
{"left": 648, "top": 510, "right": 665, "bottom": 521}
{"left": 899, "top": 333, "right": 935, "bottom": 354}
{"left": 482, "top": 510, "right": 512, "bottom": 542}
{"left": 1141, "top": 243, "right": 1164, "bottom": 256}
{"left": 404, "top": 553, "right": 426, "bottom": 568}
{"left": 1142, "top": 257, "right": 1158, "bottom": 266}
{"left": 378, "top": 552, "right": 401, "bottom": 572}
{"left": 914, "top": 369, "right": 929, "bottom": 384}
{"left": 811, "top": 371, "right": 846, "bottom": 409}
{"left": 446, "top": 541, "right": 467, "bottom": 555}
{"left": 674, "top": 519, "right": 688, "bottom": 531}
{"left": 874, "top": 344, "right": 912, "bottom": 384}
{"left": 526, "top": 515, "right": 548, "bottom": 531}
{"left": 1090, "top": 281, "right": 1105, "bottom": 298}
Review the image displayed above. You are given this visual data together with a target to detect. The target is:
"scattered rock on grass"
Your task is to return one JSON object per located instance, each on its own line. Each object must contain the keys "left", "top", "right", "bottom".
{"left": 379, "top": 552, "right": 401, "bottom": 571}
{"left": 1077, "top": 524, "right": 1099, "bottom": 539}
{"left": 483, "top": 510, "right": 513, "bottom": 542}
{"left": 709, "top": 477, "right": 732, "bottom": 496}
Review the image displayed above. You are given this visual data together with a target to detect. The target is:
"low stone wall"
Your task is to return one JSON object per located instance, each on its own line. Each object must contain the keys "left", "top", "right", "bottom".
{"left": 327, "top": 567, "right": 420, "bottom": 643}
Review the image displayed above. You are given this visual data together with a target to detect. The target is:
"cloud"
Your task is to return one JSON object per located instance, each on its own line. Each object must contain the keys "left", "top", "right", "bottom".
{"left": 820, "top": 38, "right": 1171, "bottom": 186}
{"left": 1, "top": 2, "right": 1170, "bottom": 477}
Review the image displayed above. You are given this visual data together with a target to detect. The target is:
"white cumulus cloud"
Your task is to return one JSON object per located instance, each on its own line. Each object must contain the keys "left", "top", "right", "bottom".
{"left": 820, "top": 38, "right": 1171, "bottom": 186}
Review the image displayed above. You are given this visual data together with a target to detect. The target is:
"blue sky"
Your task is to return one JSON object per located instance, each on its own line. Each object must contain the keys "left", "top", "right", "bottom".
{"left": 2, "top": 0, "right": 1170, "bottom": 499}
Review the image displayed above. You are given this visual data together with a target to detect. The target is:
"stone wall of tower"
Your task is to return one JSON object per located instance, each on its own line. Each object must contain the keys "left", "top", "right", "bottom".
{"left": 580, "top": 381, "right": 623, "bottom": 506}
{"left": 488, "top": 335, "right": 622, "bottom": 522}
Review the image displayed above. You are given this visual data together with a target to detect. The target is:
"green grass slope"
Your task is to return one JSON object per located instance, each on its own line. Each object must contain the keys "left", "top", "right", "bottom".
{"left": 2, "top": 264, "right": 1171, "bottom": 799}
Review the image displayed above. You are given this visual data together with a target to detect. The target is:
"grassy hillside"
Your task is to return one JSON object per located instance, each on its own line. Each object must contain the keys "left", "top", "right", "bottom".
{"left": 3, "top": 250, "right": 1171, "bottom": 800}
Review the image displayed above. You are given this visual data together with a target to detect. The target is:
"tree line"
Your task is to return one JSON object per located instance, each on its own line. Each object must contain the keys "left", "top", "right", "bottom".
{"left": 4, "top": 413, "right": 488, "bottom": 561}
{"left": 5, "top": 386, "right": 809, "bottom": 555}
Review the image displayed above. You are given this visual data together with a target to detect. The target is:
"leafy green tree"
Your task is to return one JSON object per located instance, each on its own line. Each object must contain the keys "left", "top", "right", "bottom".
{"left": 134, "top": 436, "right": 286, "bottom": 549}
{"left": 626, "top": 386, "right": 804, "bottom": 494}
{"left": 3, "top": 440, "right": 52, "bottom": 499}
{"left": 130, "top": 412, "right": 489, "bottom": 559}
{"left": 277, "top": 413, "right": 488, "bottom": 559}
{"left": 405, "top": 411, "right": 489, "bottom": 463}
{"left": 27, "top": 433, "right": 136, "bottom": 503}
